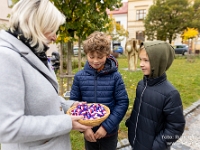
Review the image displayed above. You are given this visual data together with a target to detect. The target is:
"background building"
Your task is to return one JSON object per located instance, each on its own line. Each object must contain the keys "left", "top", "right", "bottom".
{"left": 0, "top": 0, "right": 11, "bottom": 27}
{"left": 127, "top": 0, "right": 153, "bottom": 41}
{"left": 107, "top": 2, "right": 128, "bottom": 48}
{"left": 1, "top": 0, "right": 199, "bottom": 51}
{"left": 127, "top": 0, "right": 200, "bottom": 51}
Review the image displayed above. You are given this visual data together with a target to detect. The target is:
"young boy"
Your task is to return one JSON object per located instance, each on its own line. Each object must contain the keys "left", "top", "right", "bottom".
{"left": 125, "top": 41, "right": 185, "bottom": 150}
{"left": 70, "top": 31, "right": 129, "bottom": 150}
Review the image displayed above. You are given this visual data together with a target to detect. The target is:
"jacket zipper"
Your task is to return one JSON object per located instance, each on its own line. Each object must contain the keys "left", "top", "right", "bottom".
{"left": 132, "top": 81, "right": 147, "bottom": 149}
{"left": 94, "top": 73, "right": 98, "bottom": 103}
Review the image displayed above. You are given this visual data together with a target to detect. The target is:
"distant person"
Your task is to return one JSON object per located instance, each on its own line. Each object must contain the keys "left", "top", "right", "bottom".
{"left": 50, "top": 51, "right": 60, "bottom": 72}
{"left": 0, "top": 0, "right": 91, "bottom": 150}
{"left": 70, "top": 31, "right": 129, "bottom": 150}
{"left": 125, "top": 41, "right": 185, "bottom": 150}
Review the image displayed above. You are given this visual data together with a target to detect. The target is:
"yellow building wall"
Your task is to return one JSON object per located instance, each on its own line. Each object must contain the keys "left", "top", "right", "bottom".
{"left": 127, "top": 0, "right": 200, "bottom": 51}
{"left": 127, "top": 0, "right": 153, "bottom": 39}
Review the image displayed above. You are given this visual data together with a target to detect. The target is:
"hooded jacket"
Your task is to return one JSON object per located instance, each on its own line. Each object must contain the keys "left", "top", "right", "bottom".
{"left": 70, "top": 55, "right": 129, "bottom": 136}
{"left": 143, "top": 40, "right": 175, "bottom": 78}
{"left": 126, "top": 41, "right": 185, "bottom": 150}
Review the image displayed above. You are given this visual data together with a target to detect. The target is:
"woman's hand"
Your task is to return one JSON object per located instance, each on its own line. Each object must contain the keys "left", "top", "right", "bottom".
{"left": 71, "top": 116, "right": 92, "bottom": 132}
{"left": 71, "top": 101, "right": 87, "bottom": 107}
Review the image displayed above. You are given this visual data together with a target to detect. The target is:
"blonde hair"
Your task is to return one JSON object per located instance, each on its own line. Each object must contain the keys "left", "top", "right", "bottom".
{"left": 9, "top": 0, "right": 65, "bottom": 53}
{"left": 83, "top": 31, "right": 111, "bottom": 55}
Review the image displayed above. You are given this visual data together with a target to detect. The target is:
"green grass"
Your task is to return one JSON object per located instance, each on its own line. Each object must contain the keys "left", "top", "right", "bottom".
{"left": 167, "top": 58, "right": 200, "bottom": 108}
{"left": 69, "top": 54, "right": 200, "bottom": 150}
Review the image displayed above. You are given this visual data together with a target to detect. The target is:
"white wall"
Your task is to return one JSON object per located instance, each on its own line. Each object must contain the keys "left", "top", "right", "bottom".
{"left": 0, "top": 0, "right": 11, "bottom": 26}
{"left": 112, "top": 13, "right": 128, "bottom": 48}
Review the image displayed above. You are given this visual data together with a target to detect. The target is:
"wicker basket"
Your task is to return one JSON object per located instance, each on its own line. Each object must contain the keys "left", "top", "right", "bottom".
{"left": 66, "top": 103, "right": 110, "bottom": 126}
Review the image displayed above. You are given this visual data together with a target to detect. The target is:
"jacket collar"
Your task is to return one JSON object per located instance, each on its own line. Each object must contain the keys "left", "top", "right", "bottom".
{"left": 143, "top": 73, "right": 166, "bottom": 86}
{"left": 84, "top": 55, "right": 118, "bottom": 76}
{"left": 0, "top": 30, "right": 58, "bottom": 92}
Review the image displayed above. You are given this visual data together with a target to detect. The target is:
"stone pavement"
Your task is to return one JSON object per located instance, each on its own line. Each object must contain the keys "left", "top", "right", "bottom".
{"left": 117, "top": 100, "right": 200, "bottom": 150}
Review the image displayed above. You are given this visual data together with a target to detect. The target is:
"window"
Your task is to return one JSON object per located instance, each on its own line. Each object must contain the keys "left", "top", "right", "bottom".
{"left": 176, "top": 45, "right": 186, "bottom": 48}
{"left": 177, "top": 45, "right": 183, "bottom": 48}
{"left": 116, "top": 21, "right": 121, "bottom": 25}
{"left": 136, "top": 31, "right": 145, "bottom": 41}
{"left": 136, "top": 9, "right": 146, "bottom": 21}
{"left": 7, "top": 0, "right": 13, "bottom": 7}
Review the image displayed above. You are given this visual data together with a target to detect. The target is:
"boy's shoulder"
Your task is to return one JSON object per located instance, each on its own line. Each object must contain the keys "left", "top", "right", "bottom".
{"left": 109, "top": 71, "right": 123, "bottom": 79}
{"left": 165, "top": 79, "right": 178, "bottom": 91}
{"left": 74, "top": 69, "right": 85, "bottom": 76}
{"left": 137, "top": 79, "right": 144, "bottom": 85}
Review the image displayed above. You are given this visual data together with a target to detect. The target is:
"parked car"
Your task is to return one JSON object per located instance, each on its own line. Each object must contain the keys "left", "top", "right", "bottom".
{"left": 73, "top": 46, "right": 84, "bottom": 56}
{"left": 113, "top": 45, "right": 124, "bottom": 54}
{"left": 173, "top": 44, "right": 189, "bottom": 55}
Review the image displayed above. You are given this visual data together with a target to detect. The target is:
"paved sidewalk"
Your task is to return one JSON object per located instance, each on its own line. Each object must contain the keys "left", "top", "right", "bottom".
{"left": 171, "top": 104, "right": 200, "bottom": 150}
{"left": 117, "top": 100, "right": 200, "bottom": 150}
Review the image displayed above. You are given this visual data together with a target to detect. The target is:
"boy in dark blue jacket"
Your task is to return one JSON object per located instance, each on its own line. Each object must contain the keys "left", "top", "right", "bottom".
{"left": 70, "top": 31, "right": 129, "bottom": 150}
{"left": 126, "top": 41, "right": 185, "bottom": 150}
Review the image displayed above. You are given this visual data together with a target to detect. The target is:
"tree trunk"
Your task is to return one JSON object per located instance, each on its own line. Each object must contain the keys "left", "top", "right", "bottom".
{"left": 78, "top": 38, "right": 82, "bottom": 71}
{"left": 59, "top": 42, "right": 64, "bottom": 96}
{"left": 67, "top": 42, "right": 73, "bottom": 91}
{"left": 169, "top": 34, "right": 173, "bottom": 44}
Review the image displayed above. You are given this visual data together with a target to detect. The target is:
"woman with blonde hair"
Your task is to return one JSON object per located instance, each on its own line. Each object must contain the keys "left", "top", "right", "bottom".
{"left": 0, "top": 0, "right": 91, "bottom": 150}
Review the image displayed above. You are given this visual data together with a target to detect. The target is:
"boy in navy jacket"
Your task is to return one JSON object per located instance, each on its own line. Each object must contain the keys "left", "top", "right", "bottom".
{"left": 70, "top": 31, "right": 129, "bottom": 150}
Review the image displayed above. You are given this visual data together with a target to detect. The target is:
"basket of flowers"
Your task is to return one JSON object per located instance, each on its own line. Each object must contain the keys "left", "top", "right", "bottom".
{"left": 66, "top": 103, "right": 110, "bottom": 126}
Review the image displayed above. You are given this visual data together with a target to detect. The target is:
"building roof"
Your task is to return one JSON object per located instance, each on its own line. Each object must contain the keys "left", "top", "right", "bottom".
{"left": 107, "top": 2, "right": 128, "bottom": 15}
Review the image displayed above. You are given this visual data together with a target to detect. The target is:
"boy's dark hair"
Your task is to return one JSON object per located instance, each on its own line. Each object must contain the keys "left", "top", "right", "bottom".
{"left": 83, "top": 31, "right": 111, "bottom": 55}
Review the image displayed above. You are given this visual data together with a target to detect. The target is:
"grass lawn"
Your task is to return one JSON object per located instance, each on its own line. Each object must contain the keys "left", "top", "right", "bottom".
{"left": 69, "top": 54, "right": 200, "bottom": 150}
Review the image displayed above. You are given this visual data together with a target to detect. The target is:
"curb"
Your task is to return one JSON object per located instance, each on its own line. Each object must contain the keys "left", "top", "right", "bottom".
{"left": 117, "top": 99, "right": 200, "bottom": 150}
{"left": 183, "top": 99, "right": 200, "bottom": 117}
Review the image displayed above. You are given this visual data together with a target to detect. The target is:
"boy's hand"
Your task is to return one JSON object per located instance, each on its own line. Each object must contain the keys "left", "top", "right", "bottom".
{"left": 84, "top": 128, "right": 96, "bottom": 142}
{"left": 94, "top": 126, "right": 107, "bottom": 139}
